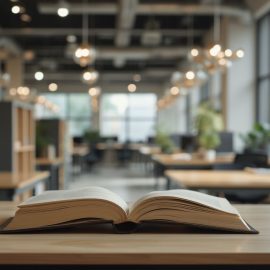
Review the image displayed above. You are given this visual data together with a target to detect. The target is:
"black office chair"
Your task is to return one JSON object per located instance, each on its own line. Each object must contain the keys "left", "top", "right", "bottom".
{"left": 213, "top": 153, "right": 269, "bottom": 203}
{"left": 234, "top": 153, "right": 269, "bottom": 168}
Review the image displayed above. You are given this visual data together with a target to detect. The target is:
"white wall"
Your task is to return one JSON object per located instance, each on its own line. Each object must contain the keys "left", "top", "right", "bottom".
{"left": 225, "top": 17, "right": 255, "bottom": 151}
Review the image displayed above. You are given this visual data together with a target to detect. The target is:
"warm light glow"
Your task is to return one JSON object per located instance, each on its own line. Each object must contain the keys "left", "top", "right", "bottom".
{"left": 82, "top": 69, "right": 99, "bottom": 84}
{"left": 57, "top": 7, "right": 69, "bottom": 17}
{"left": 22, "top": 87, "right": 30, "bottom": 96}
{"left": 74, "top": 44, "right": 96, "bottom": 67}
{"left": 88, "top": 87, "right": 100, "bottom": 96}
{"left": 48, "top": 83, "right": 58, "bottom": 92}
{"left": 9, "top": 88, "right": 17, "bottom": 96}
{"left": 11, "top": 5, "right": 20, "bottom": 14}
{"left": 83, "top": 71, "right": 93, "bottom": 81}
{"left": 34, "top": 71, "right": 44, "bottom": 81}
{"left": 17, "top": 86, "right": 30, "bottom": 96}
{"left": 128, "top": 83, "right": 136, "bottom": 92}
{"left": 209, "top": 44, "right": 221, "bottom": 57}
{"left": 170, "top": 86, "right": 180, "bottom": 96}
{"left": 23, "top": 50, "right": 35, "bottom": 61}
{"left": 185, "top": 71, "right": 195, "bottom": 80}
{"left": 37, "top": 96, "right": 46, "bottom": 104}
{"left": 224, "top": 49, "right": 233, "bottom": 57}
{"left": 21, "top": 14, "right": 31, "bottom": 22}
{"left": 236, "top": 49, "right": 244, "bottom": 58}
{"left": 218, "top": 58, "right": 227, "bottom": 66}
{"left": 191, "top": 48, "right": 199, "bottom": 57}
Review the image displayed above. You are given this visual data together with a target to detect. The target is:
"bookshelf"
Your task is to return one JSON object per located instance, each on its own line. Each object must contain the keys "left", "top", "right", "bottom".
{"left": 36, "top": 119, "right": 67, "bottom": 189}
{"left": 0, "top": 101, "right": 49, "bottom": 201}
{"left": 0, "top": 101, "right": 35, "bottom": 180}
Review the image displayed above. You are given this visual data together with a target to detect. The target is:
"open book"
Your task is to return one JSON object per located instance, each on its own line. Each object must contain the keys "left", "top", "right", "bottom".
{"left": 2, "top": 187, "right": 257, "bottom": 233}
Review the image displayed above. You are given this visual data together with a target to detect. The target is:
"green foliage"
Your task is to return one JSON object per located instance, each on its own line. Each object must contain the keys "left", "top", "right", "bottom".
{"left": 194, "top": 102, "right": 223, "bottom": 150}
{"left": 240, "top": 123, "right": 270, "bottom": 151}
{"left": 195, "top": 102, "right": 224, "bottom": 134}
{"left": 83, "top": 129, "right": 100, "bottom": 144}
{"left": 155, "top": 130, "right": 175, "bottom": 154}
{"left": 198, "top": 131, "right": 221, "bottom": 150}
{"left": 36, "top": 123, "right": 53, "bottom": 157}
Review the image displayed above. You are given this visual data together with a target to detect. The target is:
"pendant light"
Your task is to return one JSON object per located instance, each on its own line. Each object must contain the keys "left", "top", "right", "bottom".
{"left": 74, "top": 0, "right": 96, "bottom": 67}
{"left": 80, "top": 7, "right": 99, "bottom": 86}
{"left": 189, "top": 0, "right": 244, "bottom": 74}
{"left": 171, "top": 16, "right": 207, "bottom": 90}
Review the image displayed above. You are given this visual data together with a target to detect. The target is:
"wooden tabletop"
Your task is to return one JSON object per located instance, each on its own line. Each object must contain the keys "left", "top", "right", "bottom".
{"left": 71, "top": 145, "right": 89, "bottom": 156}
{"left": 0, "top": 171, "right": 49, "bottom": 189}
{"left": 0, "top": 203, "right": 269, "bottom": 265}
{"left": 153, "top": 153, "right": 234, "bottom": 166}
{"left": 139, "top": 146, "right": 161, "bottom": 155}
{"left": 36, "top": 157, "right": 64, "bottom": 166}
{"left": 165, "top": 170, "right": 270, "bottom": 189}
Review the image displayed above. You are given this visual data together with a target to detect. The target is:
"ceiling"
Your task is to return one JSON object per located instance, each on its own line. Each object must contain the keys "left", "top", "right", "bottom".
{"left": 0, "top": 0, "right": 254, "bottom": 92}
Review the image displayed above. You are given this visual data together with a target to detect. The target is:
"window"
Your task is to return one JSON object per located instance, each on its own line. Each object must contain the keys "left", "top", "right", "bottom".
{"left": 257, "top": 14, "right": 270, "bottom": 123}
{"left": 35, "top": 93, "right": 91, "bottom": 136}
{"left": 100, "top": 93, "right": 156, "bottom": 142}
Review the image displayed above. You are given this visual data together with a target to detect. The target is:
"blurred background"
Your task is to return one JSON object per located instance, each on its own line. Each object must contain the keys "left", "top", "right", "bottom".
{"left": 0, "top": 0, "right": 270, "bottom": 203}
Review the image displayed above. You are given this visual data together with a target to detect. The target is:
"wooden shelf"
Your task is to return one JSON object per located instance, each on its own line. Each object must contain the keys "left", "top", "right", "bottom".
{"left": 14, "top": 145, "right": 35, "bottom": 152}
{"left": 0, "top": 101, "right": 35, "bottom": 187}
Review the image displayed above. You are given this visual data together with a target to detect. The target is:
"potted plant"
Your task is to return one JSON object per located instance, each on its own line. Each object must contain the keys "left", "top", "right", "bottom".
{"left": 240, "top": 123, "right": 270, "bottom": 154}
{"left": 155, "top": 130, "right": 175, "bottom": 154}
{"left": 198, "top": 131, "right": 221, "bottom": 160}
{"left": 83, "top": 129, "right": 100, "bottom": 145}
{"left": 194, "top": 102, "right": 223, "bottom": 160}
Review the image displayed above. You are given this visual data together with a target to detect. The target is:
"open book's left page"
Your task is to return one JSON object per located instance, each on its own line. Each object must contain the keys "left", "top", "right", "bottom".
{"left": 4, "top": 187, "right": 129, "bottom": 231}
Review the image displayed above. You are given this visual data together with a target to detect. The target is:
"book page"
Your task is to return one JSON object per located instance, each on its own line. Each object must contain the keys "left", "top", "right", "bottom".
{"left": 130, "top": 189, "right": 238, "bottom": 215}
{"left": 19, "top": 187, "right": 129, "bottom": 213}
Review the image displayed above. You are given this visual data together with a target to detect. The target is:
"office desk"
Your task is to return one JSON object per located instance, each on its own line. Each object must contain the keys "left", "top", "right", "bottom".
{"left": 152, "top": 153, "right": 234, "bottom": 186}
{"left": 153, "top": 153, "right": 234, "bottom": 167}
{"left": 36, "top": 158, "right": 64, "bottom": 190}
{"left": 165, "top": 170, "right": 270, "bottom": 190}
{"left": 0, "top": 203, "right": 269, "bottom": 268}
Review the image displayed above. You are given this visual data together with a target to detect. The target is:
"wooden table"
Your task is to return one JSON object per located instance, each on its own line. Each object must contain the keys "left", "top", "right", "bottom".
{"left": 153, "top": 153, "right": 234, "bottom": 166}
{"left": 165, "top": 170, "right": 270, "bottom": 191}
{"left": 36, "top": 158, "right": 64, "bottom": 190}
{"left": 0, "top": 203, "right": 269, "bottom": 268}
{"left": 0, "top": 171, "right": 49, "bottom": 201}
{"left": 152, "top": 153, "right": 235, "bottom": 186}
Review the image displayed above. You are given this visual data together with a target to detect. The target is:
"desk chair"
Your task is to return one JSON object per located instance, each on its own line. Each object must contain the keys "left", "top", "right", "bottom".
{"left": 213, "top": 153, "right": 269, "bottom": 203}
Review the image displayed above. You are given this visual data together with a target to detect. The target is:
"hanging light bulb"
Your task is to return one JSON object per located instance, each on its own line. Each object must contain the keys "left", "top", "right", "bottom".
{"left": 74, "top": 43, "right": 96, "bottom": 67}
{"left": 82, "top": 68, "right": 99, "bottom": 85}
{"left": 73, "top": 1, "right": 96, "bottom": 67}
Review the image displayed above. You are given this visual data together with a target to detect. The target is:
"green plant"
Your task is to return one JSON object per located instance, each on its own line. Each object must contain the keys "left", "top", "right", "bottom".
{"left": 155, "top": 130, "right": 175, "bottom": 154}
{"left": 194, "top": 102, "right": 223, "bottom": 150}
{"left": 36, "top": 123, "right": 53, "bottom": 157}
{"left": 195, "top": 102, "right": 224, "bottom": 134}
{"left": 83, "top": 129, "right": 100, "bottom": 144}
{"left": 240, "top": 123, "right": 270, "bottom": 152}
{"left": 198, "top": 131, "right": 221, "bottom": 150}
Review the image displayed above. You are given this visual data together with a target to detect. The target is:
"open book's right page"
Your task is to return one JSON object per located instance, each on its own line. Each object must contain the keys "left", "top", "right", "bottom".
{"left": 129, "top": 189, "right": 238, "bottom": 215}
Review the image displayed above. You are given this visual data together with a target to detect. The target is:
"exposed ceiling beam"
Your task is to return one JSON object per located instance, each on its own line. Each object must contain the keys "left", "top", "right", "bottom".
{"left": 38, "top": 2, "right": 251, "bottom": 20}
{"left": 24, "top": 70, "right": 173, "bottom": 82}
{"left": 0, "top": 28, "right": 205, "bottom": 37}
{"left": 25, "top": 81, "right": 164, "bottom": 94}
{"left": 115, "top": 0, "right": 138, "bottom": 47}
{"left": 32, "top": 46, "right": 188, "bottom": 60}
{"left": 38, "top": 3, "right": 117, "bottom": 14}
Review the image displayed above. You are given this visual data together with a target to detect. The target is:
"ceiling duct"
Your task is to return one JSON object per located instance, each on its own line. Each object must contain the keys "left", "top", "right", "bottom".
{"left": 141, "top": 18, "right": 162, "bottom": 46}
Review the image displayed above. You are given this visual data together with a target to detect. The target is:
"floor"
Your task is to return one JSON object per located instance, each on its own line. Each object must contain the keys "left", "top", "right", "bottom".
{"left": 68, "top": 162, "right": 165, "bottom": 203}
